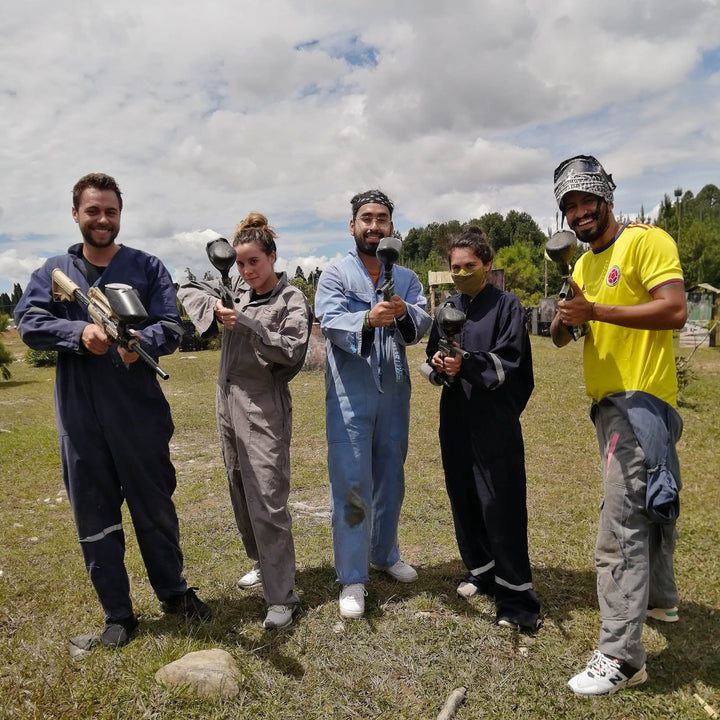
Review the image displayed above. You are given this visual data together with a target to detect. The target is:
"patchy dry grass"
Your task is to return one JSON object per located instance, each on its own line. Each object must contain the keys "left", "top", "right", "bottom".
{"left": 1, "top": 329, "right": 719, "bottom": 719}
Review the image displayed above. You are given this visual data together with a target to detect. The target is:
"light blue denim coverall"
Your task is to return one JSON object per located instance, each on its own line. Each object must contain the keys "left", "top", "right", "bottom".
{"left": 315, "top": 248, "right": 431, "bottom": 585}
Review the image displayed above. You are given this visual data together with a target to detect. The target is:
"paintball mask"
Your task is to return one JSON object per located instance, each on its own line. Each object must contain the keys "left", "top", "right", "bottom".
{"left": 553, "top": 155, "right": 616, "bottom": 211}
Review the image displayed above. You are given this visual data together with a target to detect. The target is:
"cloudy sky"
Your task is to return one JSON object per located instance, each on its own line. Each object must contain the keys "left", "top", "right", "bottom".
{"left": 1, "top": 0, "right": 719, "bottom": 294}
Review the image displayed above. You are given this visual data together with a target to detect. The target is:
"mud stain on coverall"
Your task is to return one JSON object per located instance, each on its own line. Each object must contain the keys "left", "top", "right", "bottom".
{"left": 345, "top": 488, "right": 367, "bottom": 527}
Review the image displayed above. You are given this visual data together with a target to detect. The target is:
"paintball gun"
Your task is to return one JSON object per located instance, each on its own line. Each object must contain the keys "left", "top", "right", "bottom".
{"left": 376, "top": 236, "right": 402, "bottom": 301}
{"left": 206, "top": 237, "right": 237, "bottom": 308}
{"left": 545, "top": 229, "right": 583, "bottom": 340}
{"left": 51, "top": 269, "right": 170, "bottom": 380}
{"left": 420, "top": 302, "right": 470, "bottom": 387}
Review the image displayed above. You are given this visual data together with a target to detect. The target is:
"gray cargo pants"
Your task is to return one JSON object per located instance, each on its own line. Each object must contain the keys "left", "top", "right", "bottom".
{"left": 593, "top": 402, "right": 679, "bottom": 668}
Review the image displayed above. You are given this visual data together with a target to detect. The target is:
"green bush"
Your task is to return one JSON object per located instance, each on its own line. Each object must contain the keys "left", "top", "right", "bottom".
{"left": 0, "top": 338, "right": 11, "bottom": 379}
{"left": 25, "top": 348, "right": 57, "bottom": 367}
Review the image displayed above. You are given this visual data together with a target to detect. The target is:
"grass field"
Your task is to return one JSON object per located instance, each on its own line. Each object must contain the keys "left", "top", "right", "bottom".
{"left": 0, "top": 328, "right": 718, "bottom": 719}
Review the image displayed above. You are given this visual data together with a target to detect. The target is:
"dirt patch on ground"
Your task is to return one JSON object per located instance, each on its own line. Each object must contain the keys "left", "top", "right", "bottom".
{"left": 691, "top": 360, "right": 720, "bottom": 374}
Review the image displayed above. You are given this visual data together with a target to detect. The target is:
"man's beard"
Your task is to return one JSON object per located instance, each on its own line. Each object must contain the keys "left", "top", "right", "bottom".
{"left": 354, "top": 231, "right": 382, "bottom": 257}
{"left": 572, "top": 199, "right": 610, "bottom": 243}
{"left": 81, "top": 226, "right": 119, "bottom": 248}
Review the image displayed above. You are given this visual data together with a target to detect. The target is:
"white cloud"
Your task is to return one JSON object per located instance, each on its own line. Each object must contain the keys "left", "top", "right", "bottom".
{"left": 1, "top": 0, "right": 720, "bottom": 292}
{"left": 0, "top": 249, "right": 47, "bottom": 289}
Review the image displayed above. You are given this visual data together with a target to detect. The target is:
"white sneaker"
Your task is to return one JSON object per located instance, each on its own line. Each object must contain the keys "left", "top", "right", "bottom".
{"left": 237, "top": 567, "right": 262, "bottom": 589}
{"left": 262, "top": 604, "right": 295, "bottom": 629}
{"left": 339, "top": 583, "right": 367, "bottom": 619}
{"left": 370, "top": 560, "right": 418, "bottom": 583}
{"left": 457, "top": 581, "right": 479, "bottom": 598}
{"left": 568, "top": 650, "right": 648, "bottom": 696}
{"left": 647, "top": 606, "right": 679, "bottom": 623}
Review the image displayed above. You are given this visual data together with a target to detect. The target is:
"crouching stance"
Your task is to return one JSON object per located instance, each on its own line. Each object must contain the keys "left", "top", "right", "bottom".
{"left": 179, "top": 213, "right": 310, "bottom": 630}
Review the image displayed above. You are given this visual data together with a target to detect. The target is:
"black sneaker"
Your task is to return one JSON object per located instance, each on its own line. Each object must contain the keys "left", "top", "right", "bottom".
{"left": 100, "top": 614, "right": 139, "bottom": 648}
{"left": 160, "top": 587, "right": 212, "bottom": 621}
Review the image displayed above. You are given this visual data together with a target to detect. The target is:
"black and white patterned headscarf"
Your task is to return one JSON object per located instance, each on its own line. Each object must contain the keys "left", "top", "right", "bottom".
{"left": 350, "top": 190, "right": 394, "bottom": 218}
{"left": 553, "top": 155, "right": 616, "bottom": 210}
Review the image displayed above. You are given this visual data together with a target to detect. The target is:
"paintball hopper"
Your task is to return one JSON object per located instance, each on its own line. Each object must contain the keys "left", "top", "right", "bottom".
{"left": 103, "top": 284, "right": 148, "bottom": 324}
{"left": 545, "top": 230, "right": 577, "bottom": 301}
{"left": 376, "top": 236, "right": 402, "bottom": 266}
{"left": 206, "top": 237, "right": 236, "bottom": 308}
{"left": 436, "top": 302, "right": 466, "bottom": 340}
{"left": 545, "top": 230, "right": 577, "bottom": 274}
{"left": 546, "top": 230, "right": 584, "bottom": 339}
{"left": 420, "top": 302, "right": 469, "bottom": 387}
{"left": 206, "top": 237, "right": 235, "bottom": 277}
{"left": 376, "top": 236, "right": 402, "bottom": 301}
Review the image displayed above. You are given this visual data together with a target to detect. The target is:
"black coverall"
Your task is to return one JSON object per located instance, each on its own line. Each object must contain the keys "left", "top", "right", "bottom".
{"left": 426, "top": 284, "right": 539, "bottom": 628}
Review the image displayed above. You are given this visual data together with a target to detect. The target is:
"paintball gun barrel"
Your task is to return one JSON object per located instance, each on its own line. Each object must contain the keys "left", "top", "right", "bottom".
{"left": 376, "top": 236, "right": 402, "bottom": 301}
{"left": 421, "top": 302, "right": 470, "bottom": 387}
{"left": 206, "top": 237, "right": 237, "bottom": 308}
{"left": 51, "top": 269, "right": 170, "bottom": 380}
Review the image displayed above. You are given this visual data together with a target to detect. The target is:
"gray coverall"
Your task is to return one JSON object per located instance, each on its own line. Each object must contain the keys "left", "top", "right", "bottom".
{"left": 178, "top": 272, "right": 310, "bottom": 606}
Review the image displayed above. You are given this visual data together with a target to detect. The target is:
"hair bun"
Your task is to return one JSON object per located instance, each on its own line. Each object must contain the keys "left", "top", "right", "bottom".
{"left": 237, "top": 212, "right": 269, "bottom": 233}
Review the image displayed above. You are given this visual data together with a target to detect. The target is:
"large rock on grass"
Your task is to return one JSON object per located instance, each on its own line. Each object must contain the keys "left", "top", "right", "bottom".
{"left": 155, "top": 649, "right": 242, "bottom": 699}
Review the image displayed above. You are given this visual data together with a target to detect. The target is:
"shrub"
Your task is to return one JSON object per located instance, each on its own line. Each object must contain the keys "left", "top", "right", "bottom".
{"left": 0, "top": 338, "right": 11, "bottom": 379}
{"left": 25, "top": 348, "right": 58, "bottom": 367}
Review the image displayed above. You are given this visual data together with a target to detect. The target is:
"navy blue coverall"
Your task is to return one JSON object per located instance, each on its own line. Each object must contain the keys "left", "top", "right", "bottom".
{"left": 426, "top": 284, "right": 540, "bottom": 628}
{"left": 15, "top": 243, "right": 189, "bottom": 624}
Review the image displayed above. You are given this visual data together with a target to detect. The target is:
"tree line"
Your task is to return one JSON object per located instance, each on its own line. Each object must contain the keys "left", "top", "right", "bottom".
{"left": 3, "top": 182, "right": 718, "bottom": 378}
{"left": 0, "top": 283, "right": 24, "bottom": 316}
{"left": 654, "top": 183, "right": 720, "bottom": 289}
{"left": 367, "top": 182, "right": 720, "bottom": 306}
{"left": 398, "top": 211, "right": 555, "bottom": 306}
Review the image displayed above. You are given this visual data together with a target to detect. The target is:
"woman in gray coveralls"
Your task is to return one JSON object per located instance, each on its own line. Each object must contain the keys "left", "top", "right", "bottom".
{"left": 179, "top": 213, "right": 311, "bottom": 629}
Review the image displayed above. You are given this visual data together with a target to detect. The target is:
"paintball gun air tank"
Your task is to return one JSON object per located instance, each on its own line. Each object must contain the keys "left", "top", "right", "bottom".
{"left": 375, "top": 236, "right": 402, "bottom": 301}
{"left": 206, "top": 237, "right": 237, "bottom": 308}
{"left": 51, "top": 269, "right": 170, "bottom": 379}
{"left": 420, "top": 302, "right": 470, "bottom": 387}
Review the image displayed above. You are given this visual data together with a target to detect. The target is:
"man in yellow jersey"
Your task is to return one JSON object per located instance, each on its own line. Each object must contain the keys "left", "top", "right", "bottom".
{"left": 550, "top": 155, "right": 687, "bottom": 697}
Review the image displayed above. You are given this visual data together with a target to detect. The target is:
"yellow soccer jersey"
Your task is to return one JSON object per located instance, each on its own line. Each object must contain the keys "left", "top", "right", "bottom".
{"left": 572, "top": 223, "right": 684, "bottom": 406}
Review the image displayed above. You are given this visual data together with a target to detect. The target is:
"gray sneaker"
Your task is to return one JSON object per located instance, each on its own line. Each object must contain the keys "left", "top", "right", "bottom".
{"left": 263, "top": 604, "right": 295, "bottom": 629}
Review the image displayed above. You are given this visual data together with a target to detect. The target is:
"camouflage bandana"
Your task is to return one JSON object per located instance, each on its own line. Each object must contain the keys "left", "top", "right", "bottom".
{"left": 351, "top": 190, "right": 394, "bottom": 218}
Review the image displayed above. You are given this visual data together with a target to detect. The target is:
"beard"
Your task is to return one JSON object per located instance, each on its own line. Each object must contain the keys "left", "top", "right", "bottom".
{"left": 571, "top": 199, "right": 610, "bottom": 244}
{"left": 354, "top": 230, "right": 383, "bottom": 257}
{"left": 80, "top": 226, "right": 120, "bottom": 248}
